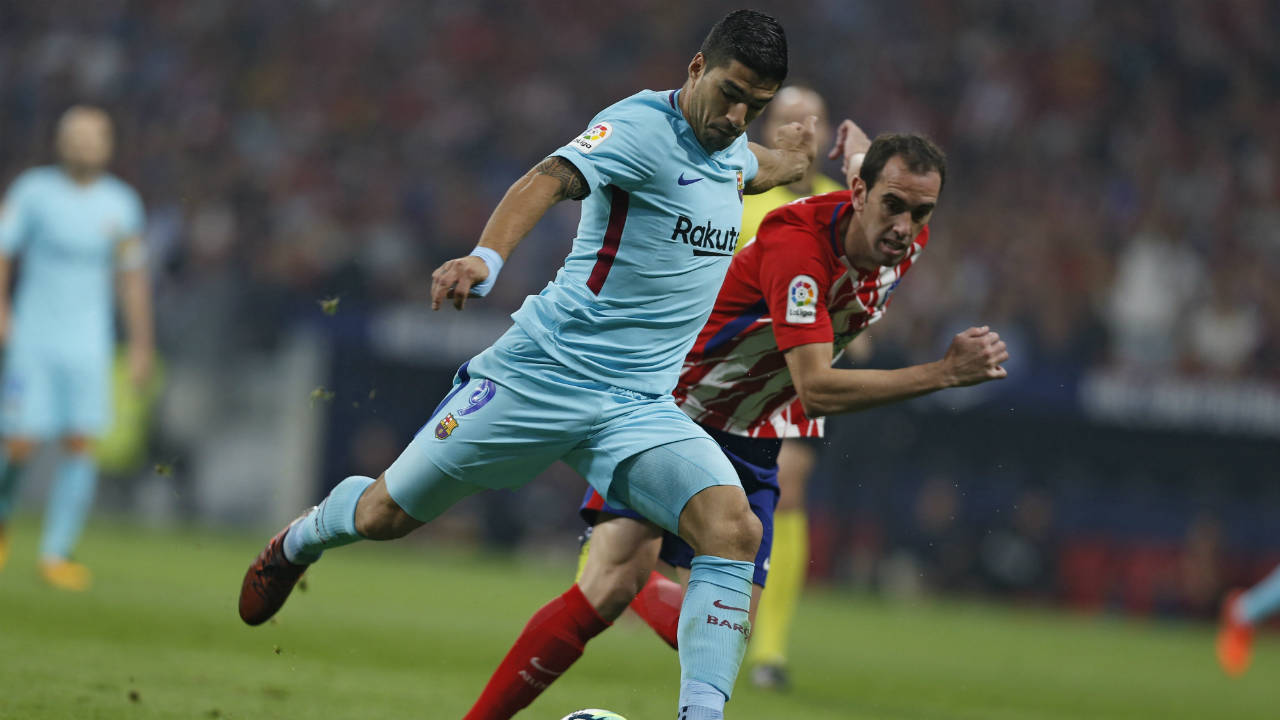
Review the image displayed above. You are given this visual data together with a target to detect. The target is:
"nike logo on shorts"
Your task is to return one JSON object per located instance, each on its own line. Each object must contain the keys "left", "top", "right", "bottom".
{"left": 712, "top": 599, "right": 748, "bottom": 613}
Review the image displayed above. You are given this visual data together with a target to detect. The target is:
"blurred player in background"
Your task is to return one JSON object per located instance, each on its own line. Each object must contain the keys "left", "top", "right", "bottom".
{"left": 239, "top": 11, "right": 815, "bottom": 720}
{"left": 735, "top": 86, "right": 860, "bottom": 691}
{"left": 1217, "top": 565, "right": 1280, "bottom": 675}
{"left": 463, "top": 133, "right": 1010, "bottom": 718}
{"left": 0, "top": 106, "right": 153, "bottom": 591}
{"left": 738, "top": 85, "right": 845, "bottom": 247}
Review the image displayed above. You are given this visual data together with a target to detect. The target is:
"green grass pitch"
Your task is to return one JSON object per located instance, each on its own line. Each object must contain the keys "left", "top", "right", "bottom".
{"left": 0, "top": 518, "right": 1274, "bottom": 719}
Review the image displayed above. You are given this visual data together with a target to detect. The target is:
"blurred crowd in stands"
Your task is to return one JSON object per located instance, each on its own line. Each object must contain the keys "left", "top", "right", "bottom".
{"left": 2, "top": 0, "right": 1275, "bottom": 379}
{"left": 1, "top": 0, "right": 1276, "bottom": 612}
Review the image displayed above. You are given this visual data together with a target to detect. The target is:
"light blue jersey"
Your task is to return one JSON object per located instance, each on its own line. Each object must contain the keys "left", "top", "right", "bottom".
{"left": 385, "top": 89, "right": 763, "bottom": 527}
{"left": 513, "top": 89, "right": 759, "bottom": 396}
{"left": 0, "top": 166, "right": 144, "bottom": 359}
{"left": 0, "top": 166, "right": 143, "bottom": 436}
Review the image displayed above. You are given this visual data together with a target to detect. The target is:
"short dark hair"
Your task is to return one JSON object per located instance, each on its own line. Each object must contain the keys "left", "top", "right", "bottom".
{"left": 699, "top": 10, "right": 788, "bottom": 84}
{"left": 859, "top": 133, "right": 947, "bottom": 191}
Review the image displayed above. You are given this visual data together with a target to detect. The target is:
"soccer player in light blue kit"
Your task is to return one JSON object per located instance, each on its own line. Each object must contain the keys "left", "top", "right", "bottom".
{"left": 0, "top": 106, "right": 154, "bottom": 591}
{"left": 1218, "top": 566, "right": 1280, "bottom": 675}
{"left": 239, "top": 11, "right": 814, "bottom": 719}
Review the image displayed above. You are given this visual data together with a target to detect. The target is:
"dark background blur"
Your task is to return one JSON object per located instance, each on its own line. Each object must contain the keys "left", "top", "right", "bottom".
{"left": 1, "top": 0, "right": 1276, "bottom": 618}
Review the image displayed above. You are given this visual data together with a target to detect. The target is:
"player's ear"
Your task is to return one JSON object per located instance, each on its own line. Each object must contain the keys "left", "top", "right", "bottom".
{"left": 850, "top": 176, "right": 868, "bottom": 212}
{"left": 688, "top": 52, "right": 706, "bottom": 83}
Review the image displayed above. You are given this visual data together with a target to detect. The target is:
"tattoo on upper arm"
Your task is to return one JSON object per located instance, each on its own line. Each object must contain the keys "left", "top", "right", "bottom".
{"left": 534, "top": 157, "right": 589, "bottom": 201}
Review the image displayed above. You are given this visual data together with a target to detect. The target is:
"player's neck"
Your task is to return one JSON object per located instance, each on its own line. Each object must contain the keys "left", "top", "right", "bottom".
{"left": 841, "top": 214, "right": 876, "bottom": 271}
{"left": 676, "top": 83, "right": 716, "bottom": 155}
{"left": 62, "top": 164, "right": 102, "bottom": 186}
{"left": 677, "top": 83, "right": 693, "bottom": 127}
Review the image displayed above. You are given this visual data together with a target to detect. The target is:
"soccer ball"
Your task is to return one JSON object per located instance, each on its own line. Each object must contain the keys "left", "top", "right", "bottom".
{"left": 559, "top": 711, "right": 627, "bottom": 720}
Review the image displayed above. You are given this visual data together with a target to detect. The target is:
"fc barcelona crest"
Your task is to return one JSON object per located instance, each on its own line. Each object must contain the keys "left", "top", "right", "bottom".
{"left": 736, "top": 170, "right": 744, "bottom": 202}
{"left": 434, "top": 413, "right": 459, "bottom": 439}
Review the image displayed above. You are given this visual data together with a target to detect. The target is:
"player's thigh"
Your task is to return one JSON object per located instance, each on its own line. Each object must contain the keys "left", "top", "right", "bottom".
{"left": 568, "top": 401, "right": 740, "bottom": 535}
{"left": 583, "top": 513, "right": 664, "bottom": 570}
{"left": 60, "top": 355, "right": 111, "bottom": 440}
{"left": 384, "top": 365, "right": 584, "bottom": 522}
{"left": 1, "top": 351, "right": 58, "bottom": 440}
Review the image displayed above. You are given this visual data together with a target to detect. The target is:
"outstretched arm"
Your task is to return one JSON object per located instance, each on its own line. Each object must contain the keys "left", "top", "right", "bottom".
{"left": 785, "top": 327, "right": 1009, "bottom": 418}
{"left": 430, "top": 156, "right": 588, "bottom": 310}
{"left": 745, "top": 115, "right": 817, "bottom": 194}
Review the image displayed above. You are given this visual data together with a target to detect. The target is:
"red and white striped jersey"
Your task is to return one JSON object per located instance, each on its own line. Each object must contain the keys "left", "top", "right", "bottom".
{"left": 675, "top": 190, "right": 929, "bottom": 438}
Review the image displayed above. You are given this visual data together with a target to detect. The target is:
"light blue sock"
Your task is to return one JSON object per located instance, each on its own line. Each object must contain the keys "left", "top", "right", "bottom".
{"left": 0, "top": 450, "right": 24, "bottom": 523}
{"left": 40, "top": 453, "right": 97, "bottom": 560}
{"left": 1240, "top": 564, "right": 1280, "bottom": 625}
{"left": 678, "top": 681, "right": 727, "bottom": 720}
{"left": 677, "top": 555, "right": 755, "bottom": 719}
{"left": 282, "top": 475, "right": 374, "bottom": 564}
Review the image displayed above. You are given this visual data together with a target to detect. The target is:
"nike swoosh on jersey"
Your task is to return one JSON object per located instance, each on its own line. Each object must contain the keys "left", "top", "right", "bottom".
{"left": 529, "top": 656, "right": 566, "bottom": 675}
{"left": 712, "top": 598, "right": 748, "bottom": 613}
{"left": 677, "top": 173, "right": 704, "bottom": 186}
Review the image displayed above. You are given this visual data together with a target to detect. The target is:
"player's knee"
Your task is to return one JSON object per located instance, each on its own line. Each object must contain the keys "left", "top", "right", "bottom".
{"left": 5, "top": 438, "right": 37, "bottom": 463}
{"left": 695, "top": 506, "right": 761, "bottom": 563}
{"left": 733, "top": 511, "right": 764, "bottom": 561}
{"left": 680, "top": 486, "right": 761, "bottom": 561}
{"left": 61, "top": 435, "right": 93, "bottom": 456}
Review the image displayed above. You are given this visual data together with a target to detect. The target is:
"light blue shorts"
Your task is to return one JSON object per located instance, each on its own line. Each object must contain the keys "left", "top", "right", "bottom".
{"left": 1, "top": 347, "right": 109, "bottom": 438}
{"left": 384, "top": 325, "right": 741, "bottom": 534}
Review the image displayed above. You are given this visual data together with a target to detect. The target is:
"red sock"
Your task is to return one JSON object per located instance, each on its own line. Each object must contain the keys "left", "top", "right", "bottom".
{"left": 464, "top": 584, "right": 610, "bottom": 720}
{"left": 629, "top": 570, "right": 683, "bottom": 650}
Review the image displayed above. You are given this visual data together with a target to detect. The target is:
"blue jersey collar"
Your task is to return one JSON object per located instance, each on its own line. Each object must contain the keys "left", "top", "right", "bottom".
{"left": 828, "top": 202, "right": 850, "bottom": 258}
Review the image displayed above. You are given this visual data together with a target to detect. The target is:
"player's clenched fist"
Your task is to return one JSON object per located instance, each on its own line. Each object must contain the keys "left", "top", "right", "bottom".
{"left": 941, "top": 326, "right": 1009, "bottom": 386}
{"left": 430, "top": 255, "right": 489, "bottom": 311}
{"left": 772, "top": 114, "right": 819, "bottom": 166}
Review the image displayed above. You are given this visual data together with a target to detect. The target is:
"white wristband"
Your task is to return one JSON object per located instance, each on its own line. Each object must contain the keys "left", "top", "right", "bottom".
{"left": 468, "top": 246, "right": 504, "bottom": 297}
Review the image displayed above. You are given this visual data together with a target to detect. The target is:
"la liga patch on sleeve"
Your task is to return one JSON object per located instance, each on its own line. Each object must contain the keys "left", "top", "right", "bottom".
{"left": 786, "top": 275, "right": 818, "bottom": 323}
{"left": 571, "top": 121, "right": 613, "bottom": 153}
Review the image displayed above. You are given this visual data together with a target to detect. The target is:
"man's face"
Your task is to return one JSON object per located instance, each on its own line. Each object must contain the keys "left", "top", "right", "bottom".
{"left": 57, "top": 109, "right": 114, "bottom": 174}
{"left": 684, "top": 53, "right": 779, "bottom": 153}
{"left": 848, "top": 155, "right": 941, "bottom": 269}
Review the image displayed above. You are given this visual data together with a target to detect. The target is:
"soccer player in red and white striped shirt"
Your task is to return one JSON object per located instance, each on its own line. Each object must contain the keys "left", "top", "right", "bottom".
{"left": 464, "top": 133, "right": 1008, "bottom": 720}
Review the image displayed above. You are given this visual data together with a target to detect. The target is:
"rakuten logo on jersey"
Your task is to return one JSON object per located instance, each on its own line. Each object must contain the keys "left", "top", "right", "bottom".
{"left": 672, "top": 215, "right": 739, "bottom": 256}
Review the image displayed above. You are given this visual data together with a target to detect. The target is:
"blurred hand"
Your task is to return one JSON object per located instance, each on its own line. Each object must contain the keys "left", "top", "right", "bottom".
{"left": 828, "top": 119, "right": 871, "bottom": 186}
{"left": 430, "top": 255, "right": 490, "bottom": 311}
{"left": 941, "top": 326, "right": 1009, "bottom": 386}
{"left": 129, "top": 342, "right": 154, "bottom": 389}
{"left": 0, "top": 305, "right": 9, "bottom": 346}
{"left": 775, "top": 115, "right": 819, "bottom": 159}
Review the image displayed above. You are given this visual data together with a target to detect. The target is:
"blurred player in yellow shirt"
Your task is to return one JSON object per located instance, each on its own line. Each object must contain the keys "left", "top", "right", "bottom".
{"left": 739, "top": 86, "right": 846, "bottom": 249}
{"left": 740, "top": 87, "right": 870, "bottom": 690}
